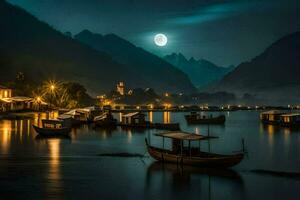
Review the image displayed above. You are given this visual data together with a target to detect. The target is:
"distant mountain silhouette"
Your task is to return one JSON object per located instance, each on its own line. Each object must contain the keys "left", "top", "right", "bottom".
{"left": 164, "top": 53, "right": 233, "bottom": 89}
{"left": 75, "top": 30, "right": 196, "bottom": 93}
{"left": 209, "top": 31, "right": 300, "bottom": 104}
{"left": 0, "top": 1, "right": 195, "bottom": 94}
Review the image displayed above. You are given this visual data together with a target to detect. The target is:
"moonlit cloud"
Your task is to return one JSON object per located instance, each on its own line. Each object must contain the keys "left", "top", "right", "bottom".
{"left": 166, "top": 1, "right": 273, "bottom": 25}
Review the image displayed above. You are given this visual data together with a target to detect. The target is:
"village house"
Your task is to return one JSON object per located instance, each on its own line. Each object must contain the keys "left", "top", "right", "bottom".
{"left": 0, "top": 85, "right": 47, "bottom": 112}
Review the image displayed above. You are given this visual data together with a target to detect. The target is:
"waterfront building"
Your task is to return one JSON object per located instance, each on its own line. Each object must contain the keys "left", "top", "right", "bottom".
{"left": 0, "top": 85, "right": 12, "bottom": 99}
{"left": 260, "top": 110, "right": 286, "bottom": 124}
{"left": 280, "top": 113, "right": 300, "bottom": 126}
{"left": 121, "top": 112, "right": 146, "bottom": 124}
{"left": 116, "top": 81, "right": 125, "bottom": 96}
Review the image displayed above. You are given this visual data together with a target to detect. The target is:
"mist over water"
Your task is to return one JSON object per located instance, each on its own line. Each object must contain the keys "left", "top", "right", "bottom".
{"left": 0, "top": 111, "right": 299, "bottom": 199}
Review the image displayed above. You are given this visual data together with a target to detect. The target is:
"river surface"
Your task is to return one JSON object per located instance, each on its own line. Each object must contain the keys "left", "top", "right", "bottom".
{"left": 0, "top": 111, "right": 299, "bottom": 199}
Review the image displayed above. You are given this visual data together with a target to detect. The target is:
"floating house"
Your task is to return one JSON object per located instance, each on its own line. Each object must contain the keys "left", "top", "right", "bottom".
{"left": 280, "top": 113, "right": 300, "bottom": 127}
{"left": 121, "top": 112, "right": 146, "bottom": 125}
{"left": 260, "top": 110, "right": 286, "bottom": 124}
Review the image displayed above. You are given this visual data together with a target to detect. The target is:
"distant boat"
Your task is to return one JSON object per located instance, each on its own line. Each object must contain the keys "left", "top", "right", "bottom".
{"left": 146, "top": 131, "right": 244, "bottom": 168}
{"left": 94, "top": 111, "right": 117, "bottom": 127}
{"left": 32, "top": 119, "right": 71, "bottom": 137}
{"left": 185, "top": 112, "right": 225, "bottom": 124}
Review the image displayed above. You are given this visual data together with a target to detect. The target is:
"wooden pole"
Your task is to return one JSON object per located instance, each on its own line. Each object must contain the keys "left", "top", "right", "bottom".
{"left": 181, "top": 140, "right": 183, "bottom": 156}
{"left": 189, "top": 140, "right": 191, "bottom": 157}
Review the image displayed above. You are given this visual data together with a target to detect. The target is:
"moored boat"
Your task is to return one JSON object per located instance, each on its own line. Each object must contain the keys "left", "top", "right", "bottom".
{"left": 185, "top": 112, "right": 225, "bottom": 124}
{"left": 146, "top": 131, "right": 244, "bottom": 168}
{"left": 33, "top": 119, "right": 71, "bottom": 137}
{"left": 119, "top": 112, "right": 180, "bottom": 130}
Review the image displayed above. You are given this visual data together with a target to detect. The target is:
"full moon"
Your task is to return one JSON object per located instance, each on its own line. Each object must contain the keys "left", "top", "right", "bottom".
{"left": 154, "top": 34, "right": 168, "bottom": 46}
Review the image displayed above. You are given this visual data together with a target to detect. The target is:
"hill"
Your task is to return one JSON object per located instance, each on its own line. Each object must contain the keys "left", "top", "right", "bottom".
{"left": 164, "top": 53, "right": 233, "bottom": 89}
{"left": 209, "top": 31, "right": 300, "bottom": 104}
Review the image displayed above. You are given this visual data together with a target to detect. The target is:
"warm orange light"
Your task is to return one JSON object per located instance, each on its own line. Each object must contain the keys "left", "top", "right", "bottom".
{"left": 165, "top": 93, "right": 169, "bottom": 97}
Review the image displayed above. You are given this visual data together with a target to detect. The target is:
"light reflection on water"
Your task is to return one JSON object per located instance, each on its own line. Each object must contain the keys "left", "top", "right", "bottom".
{"left": 0, "top": 111, "right": 299, "bottom": 199}
{"left": 47, "top": 139, "right": 62, "bottom": 195}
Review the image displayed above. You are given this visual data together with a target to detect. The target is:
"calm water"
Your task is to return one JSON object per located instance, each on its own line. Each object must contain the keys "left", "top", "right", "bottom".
{"left": 0, "top": 111, "right": 299, "bottom": 199}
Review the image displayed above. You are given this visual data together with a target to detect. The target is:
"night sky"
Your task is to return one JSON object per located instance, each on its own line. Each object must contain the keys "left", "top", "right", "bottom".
{"left": 7, "top": 0, "right": 300, "bottom": 66}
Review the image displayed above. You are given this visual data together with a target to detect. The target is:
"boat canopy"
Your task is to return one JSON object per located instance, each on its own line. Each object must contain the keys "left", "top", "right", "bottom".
{"left": 155, "top": 131, "right": 217, "bottom": 141}
{"left": 94, "top": 113, "right": 108, "bottom": 121}
{"left": 122, "top": 112, "right": 145, "bottom": 117}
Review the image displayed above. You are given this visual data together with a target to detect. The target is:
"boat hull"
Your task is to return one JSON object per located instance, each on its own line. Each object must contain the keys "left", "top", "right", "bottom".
{"left": 94, "top": 120, "right": 117, "bottom": 128}
{"left": 119, "top": 122, "right": 180, "bottom": 131}
{"left": 146, "top": 143, "right": 244, "bottom": 168}
{"left": 185, "top": 115, "right": 225, "bottom": 124}
{"left": 33, "top": 125, "right": 71, "bottom": 137}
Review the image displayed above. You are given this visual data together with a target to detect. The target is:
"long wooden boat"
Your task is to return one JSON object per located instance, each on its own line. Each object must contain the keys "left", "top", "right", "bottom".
{"left": 185, "top": 112, "right": 225, "bottom": 124}
{"left": 33, "top": 119, "right": 71, "bottom": 137}
{"left": 146, "top": 132, "right": 244, "bottom": 168}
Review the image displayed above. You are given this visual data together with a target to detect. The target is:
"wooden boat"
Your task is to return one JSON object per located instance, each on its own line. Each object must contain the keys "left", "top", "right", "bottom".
{"left": 146, "top": 131, "right": 244, "bottom": 168}
{"left": 185, "top": 112, "right": 225, "bottom": 124}
{"left": 119, "top": 112, "right": 180, "bottom": 130}
{"left": 94, "top": 111, "right": 117, "bottom": 127}
{"left": 33, "top": 119, "right": 71, "bottom": 137}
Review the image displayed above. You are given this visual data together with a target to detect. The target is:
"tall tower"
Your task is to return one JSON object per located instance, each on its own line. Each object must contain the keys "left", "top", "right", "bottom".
{"left": 116, "top": 81, "right": 125, "bottom": 95}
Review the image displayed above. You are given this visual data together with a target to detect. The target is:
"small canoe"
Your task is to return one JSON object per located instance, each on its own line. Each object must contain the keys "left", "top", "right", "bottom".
{"left": 185, "top": 112, "right": 225, "bottom": 124}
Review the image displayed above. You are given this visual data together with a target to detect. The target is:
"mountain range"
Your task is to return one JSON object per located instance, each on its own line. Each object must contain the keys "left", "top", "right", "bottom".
{"left": 0, "top": 0, "right": 195, "bottom": 95}
{"left": 74, "top": 30, "right": 196, "bottom": 93}
{"left": 164, "top": 53, "right": 233, "bottom": 89}
{"left": 209, "top": 31, "right": 300, "bottom": 104}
